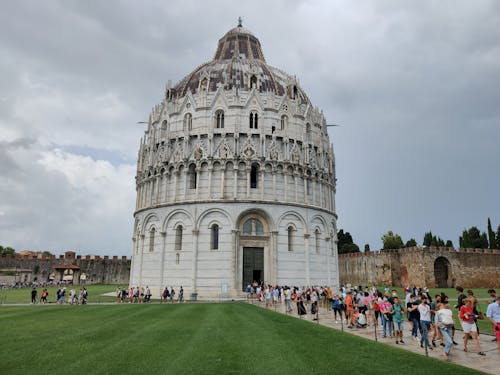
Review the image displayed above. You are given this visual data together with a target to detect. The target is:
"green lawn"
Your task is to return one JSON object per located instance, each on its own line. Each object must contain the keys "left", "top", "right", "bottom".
{"left": 0, "top": 303, "right": 485, "bottom": 375}
{"left": 0, "top": 284, "right": 119, "bottom": 304}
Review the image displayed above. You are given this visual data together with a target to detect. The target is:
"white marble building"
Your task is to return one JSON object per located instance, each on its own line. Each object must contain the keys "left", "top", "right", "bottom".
{"left": 130, "top": 21, "right": 339, "bottom": 298}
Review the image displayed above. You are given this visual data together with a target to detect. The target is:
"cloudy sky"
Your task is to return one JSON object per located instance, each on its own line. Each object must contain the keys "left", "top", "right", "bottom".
{"left": 1, "top": 0, "right": 499, "bottom": 255}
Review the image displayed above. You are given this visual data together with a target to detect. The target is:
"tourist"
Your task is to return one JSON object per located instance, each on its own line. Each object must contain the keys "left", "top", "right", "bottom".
{"left": 311, "top": 290, "right": 319, "bottom": 320}
{"left": 345, "top": 291, "right": 355, "bottom": 327}
{"left": 69, "top": 289, "right": 76, "bottom": 304}
{"left": 372, "top": 293, "right": 381, "bottom": 327}
{"left": 418, "top": 295, "right": 432, "bottom": 350}
{"left": 297, "top": 294, "right": 307, "bottom": 317}
{"left": 353, "top": 309, "right": 367, "bottom": 328}
{"left": 459, "top": 298, "right": 485, "bottom": 355}
{"left": 285, "top": 287, "right": 293, "bottom": 312}
{"left": 178, "top": 286, "right": 183, "bottom": 303}
{"left": 40, "top": 288, "right": 48, "bottom": 304}
{"left": 431, "top": 294, "right": 443, "bottom": 347}
{"left": 486, "top": 296, "right": 500, "bottom": 353}
{"left": 392, "top": 297, "right": 405, "bottom": 344}
{"left": 161, "top": 287, "right": 169, "bottom": 303}
{"left": 466, "top": 289, "right": 480, "bottom": 335}
{"left": 31, "top": 287, "right": 37, "bottom": 304}
{"left": 407, "top": 294, "right": 421, "bottom": 340}
{"left": 435, "top": 303, "right": 455, "bottom": 358}
{"left": 331, "top": 294, "right": 342, "bottom": 323}
{"left": 59, "top": 287, "right": 66, "bottom": 304}
{"left": 169, "top": 287, "right": 175, "bottom": 303}
{"left": 380, "top": 296, "right": 393, "bottom": 338}
{"left": 144, "top": 286, "right": 151, "bottom": 302}
{"left": 455, "top": 286, "right": 466, "bottom": 310}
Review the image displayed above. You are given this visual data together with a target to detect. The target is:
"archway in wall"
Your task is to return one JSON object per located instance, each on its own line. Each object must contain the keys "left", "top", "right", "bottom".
{"left": 237, "top": 210, "right": 272, "bottom": 291}
{"left": 434, "top": 257, "right": 451, "bottom": 288}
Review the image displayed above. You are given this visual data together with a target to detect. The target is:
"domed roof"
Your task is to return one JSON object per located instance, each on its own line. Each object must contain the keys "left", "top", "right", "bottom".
{"left": 172, "top": 21, "right": 311, "bottom": 104}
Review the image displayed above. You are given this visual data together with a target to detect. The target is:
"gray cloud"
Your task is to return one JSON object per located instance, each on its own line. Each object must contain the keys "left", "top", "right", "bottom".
{"left": 0, "top": 0, "right": 499, "bottom": 254}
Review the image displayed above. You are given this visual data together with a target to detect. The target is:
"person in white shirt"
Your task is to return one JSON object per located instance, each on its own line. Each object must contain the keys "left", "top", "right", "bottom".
{"left": 435, "top": 303, "right": 454, "bottom": 357}
{"left": 418, "top": 296, "right": 432, "bottom": 350}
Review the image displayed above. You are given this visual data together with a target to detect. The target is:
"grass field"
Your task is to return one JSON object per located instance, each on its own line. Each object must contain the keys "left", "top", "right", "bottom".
{"left": 0, "top": 303, "right": 485, "bottom": 375}
{"left": 0, "top": 284, "right": 119, "bottom": 304}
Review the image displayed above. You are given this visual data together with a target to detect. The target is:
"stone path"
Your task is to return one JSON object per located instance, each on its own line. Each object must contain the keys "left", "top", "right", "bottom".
{"left": 252, "top": 300, "right": 499, "bottom": 375}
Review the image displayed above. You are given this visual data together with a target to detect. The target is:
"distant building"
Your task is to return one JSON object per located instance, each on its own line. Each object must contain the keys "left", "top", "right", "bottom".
{"left": 130, "top": 21, "right": 339, "bottom": 298}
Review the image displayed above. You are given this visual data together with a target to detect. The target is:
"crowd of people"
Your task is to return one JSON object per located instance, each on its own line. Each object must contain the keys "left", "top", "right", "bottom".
{"left": 248, "top": 282, "right": 500, "bottom": 358}
{"left": 30, "top": 286, "right": 88, "bottom": 305}
{"left": 116, "top": 286, "right": 185, "bottom": 304}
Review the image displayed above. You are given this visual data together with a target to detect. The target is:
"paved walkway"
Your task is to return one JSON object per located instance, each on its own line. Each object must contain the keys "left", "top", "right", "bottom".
{"left": 252, "top": 300, "right": 499, "bottom": 375}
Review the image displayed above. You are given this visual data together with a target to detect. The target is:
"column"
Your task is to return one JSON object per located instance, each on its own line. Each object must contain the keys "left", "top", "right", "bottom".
{"left": 271, "top": 231, "right": 278, "bottom": 284}
{"left": 246, "top": 168, "right": 250, "bottom": 198}
{"left": 272, "top": 171, "right": 277, "bottom": 201}
{"left": 207, "top": 165, "right": 213, "bottom": 199}
{"left": 294, "top": 174, "right": 298, "bottom": 203}
{"left": 325, "top": 236, "right": 331, "bottom": 286}
{"left": 173, "top": 172, "right": 178, "bottom": 201}
{"left": 191, "top": 229, "right": 199, "bottom": 294}
{"left": 220, "top": 168, "right": 225, "bottom": 199}
{"left": 260, "top": 168, "right": 264, "bottom": 200}
{"left": 304, "top": 233, "right": 310, "bottom": 286}
{"left": 232, "top": 229, "right": 239, "bottom": 293}
{"left": 138, "top": 234, "right": 145, "bottom": 285}
{"left": 284, "top": 173, "right": 288, "bottom": 201}
{"left": 159, "top": 231, "right": 167, "bottom": 295}
{"left": 130, "top": 237, "right": 136, "bottom": 286}
{"left": 233, "top": 165, "right": 238, "bottom": 199}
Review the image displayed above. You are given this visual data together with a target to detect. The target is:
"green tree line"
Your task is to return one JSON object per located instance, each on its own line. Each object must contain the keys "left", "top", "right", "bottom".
{"left": 339, "top": 217, "right": 500, "bottom": 253}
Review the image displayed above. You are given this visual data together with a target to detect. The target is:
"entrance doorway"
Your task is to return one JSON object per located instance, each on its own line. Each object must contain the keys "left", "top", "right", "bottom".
{"left": 434, "top": 257, "right": 451, "bottom": 288}
{"left": 243, "top": 247, "right": 264, "bottom": 290}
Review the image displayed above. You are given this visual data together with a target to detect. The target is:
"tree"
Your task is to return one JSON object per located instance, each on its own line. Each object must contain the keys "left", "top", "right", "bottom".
{"left": 459, "top": 226, "right": 489, "bottom": 249}
{"left": 42, "top": 251, "right": 54, "bottom": 258}
{"left": 405, "top": 238, "right": 417, "bottom": 247}
{"left": 487, "top": 218, "right": 495, "bottom": 249}
{"left": 381, "top": 231, "right": 404, "bottom": 250}
{"left": 423, "top": 231, "right": 433, "bottom": 247}
{"left": 0, "top": 246, "right": 15, "bottom": 255}
{"left": 364, "top": 244, "right": 370, "bottom": 252}
{"left": 496, "top": 225, "right": 500, "bottom": 249}
{"left": 337, "top": 229, "right": 360, "bottom": 254}
{"left": 445, "top": 240, "right": 454, "bottom": 248}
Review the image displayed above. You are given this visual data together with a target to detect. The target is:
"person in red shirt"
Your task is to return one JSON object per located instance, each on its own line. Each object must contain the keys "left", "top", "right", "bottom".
{"left": 459, "top": 298, "right": 485, "bottom": 355}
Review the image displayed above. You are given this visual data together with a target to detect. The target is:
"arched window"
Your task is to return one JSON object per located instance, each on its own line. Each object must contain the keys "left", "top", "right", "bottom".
{"left": 184, "top": 113, "right": 192, "bottom": 131}
{"left": 250, "top": 75, "right": 257, "bottom": 89}
{"left": 242, "top": 219, "right": 264, "bottom": 236}
{"left": 188, "top": 164, "right": 197, "bottom": 189}
{"left": 149, "top": 227, "right": 155, "bottom": 252}
{"left": 315, "top": 229, "right": 320, "bottom": 254}
{"left": 211, "top": 224, "right": 219, "bottom": 250}
{"left": 287, "top": 226, "right": 294, "bottom": 252}
{"left": 280, "top": 115, "right": 288, "bottom": 131}
{"left": 175, "top": 226, "right": 183, "bottom": 251}
{"left": 249, "top": 112, "right": 258, "bottom": 129}
{"left": 215, "top": 110, "right": 224, "bottom": 128}
{"left": 250, "top": 164, "right": 258, "bottom": 188}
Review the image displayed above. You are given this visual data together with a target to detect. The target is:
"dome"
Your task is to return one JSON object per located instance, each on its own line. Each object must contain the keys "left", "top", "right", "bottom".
{"left": 173, "top": 23, "right": 311, "bottom": 105}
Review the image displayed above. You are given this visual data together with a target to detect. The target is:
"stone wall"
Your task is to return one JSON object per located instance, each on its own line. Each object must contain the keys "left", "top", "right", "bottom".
{"left": 339, "top": 247, "right": 500, "bottom": 288}
{"left": 0, "top": 252, "right": 131, "bottom": 285}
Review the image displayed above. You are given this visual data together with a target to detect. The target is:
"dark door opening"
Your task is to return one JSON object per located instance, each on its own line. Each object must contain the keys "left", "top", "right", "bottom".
{"left": 243, "top": 247, "right": 264, "bottom": 290}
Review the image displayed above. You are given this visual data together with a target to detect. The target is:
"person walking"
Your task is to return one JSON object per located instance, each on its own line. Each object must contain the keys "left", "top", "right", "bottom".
{"left": 436, "top": 303, "right": 455, "bottom": 358}
{"left": 31, "top": 287, "right": 37, "bottom": 304}
{"left": 392, "top": 297, "right": 405, "bottom": 344}
{"left": 459, "top": 298, "right": 485, "bottom": 355}
{"left": 486, "top": 296, "right": 500, "bottom": 354}
{"left": 418, "top": 296, "right": 433, "bottom": 350}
